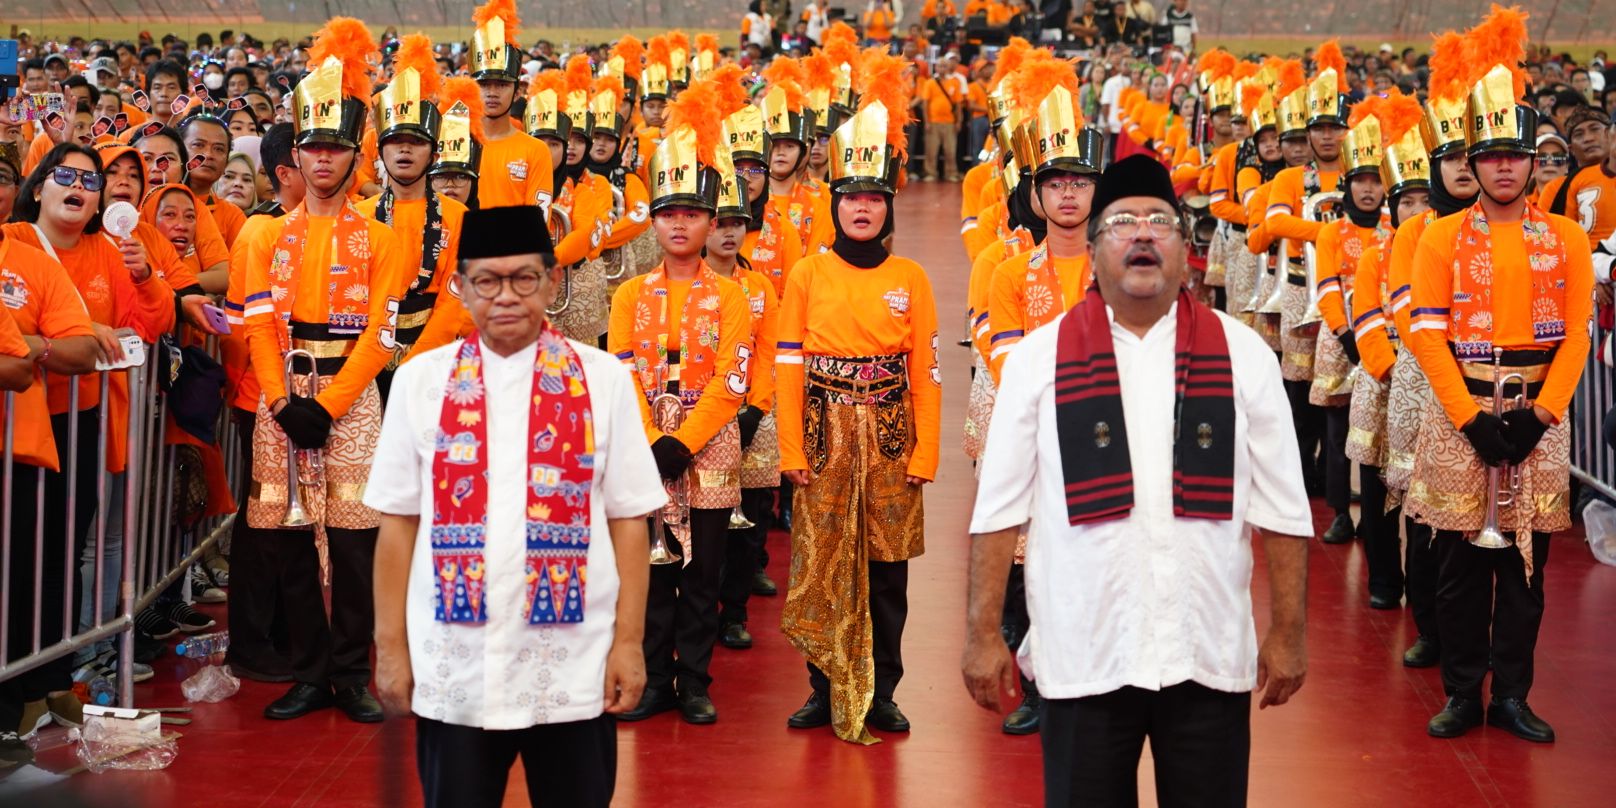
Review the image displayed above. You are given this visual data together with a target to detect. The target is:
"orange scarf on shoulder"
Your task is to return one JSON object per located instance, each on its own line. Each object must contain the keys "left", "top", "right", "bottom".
{"left": 623, "top": 261, "right": 726, "bottom": 407}
{"left": 1441, "top": 204, "right": 1569, "bottom": 362}
{"left": 252, "top": 203, "right": 373, "bottom": 352}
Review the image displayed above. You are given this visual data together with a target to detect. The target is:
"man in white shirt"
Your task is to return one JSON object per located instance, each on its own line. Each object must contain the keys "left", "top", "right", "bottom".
{"left": 367, "top": 206, "right": 666, "bottom": 808}
{"left": 801, "top": 1, "right": 832, "bottom": 43}
{"left": 1098, "top": 52, "right": 1132, "bottom": 163}
{"left": 962, "top": 156, "right": 1312, "bottom": 807}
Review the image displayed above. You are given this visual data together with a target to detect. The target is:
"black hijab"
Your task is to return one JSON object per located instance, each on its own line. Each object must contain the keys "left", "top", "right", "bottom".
{"left": 1340, "top": 174, "right": 1384, "bottom": 228}
{"left": 1429, "top": 153, "right": 1479, "bottom": 217}
{"left": 1006, "top": 172, "right": 1048, "bottom": 245}
{"left": 829, "top": 189, "right": 895, "bottom": 269}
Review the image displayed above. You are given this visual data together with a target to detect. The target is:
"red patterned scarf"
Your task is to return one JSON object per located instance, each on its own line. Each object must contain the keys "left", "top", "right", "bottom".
{"left": 430, "top": 327, "right": 594, "bottom": 624}
{"left": 1055, "top": 287, "right": 1235, "bottom": 525}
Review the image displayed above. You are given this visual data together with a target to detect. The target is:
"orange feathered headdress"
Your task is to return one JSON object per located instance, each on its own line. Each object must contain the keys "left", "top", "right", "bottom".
{"left": 1463, "top": 4, "right": 1529, "bottom": 99}
{"left": 856, "top": 47, "right": 911, "bottom": 157}
{"left": 710, "top": 63, "right": 750, "bottom": 117}
{"left": 472, "top": 0, "right": 521, "bottom": 45}
{"left": 990, "top": 37, "right": 1031, "bottom": 89}
{"left": 612, "top": 36, "right": 645, "bottom": 80}
{"left": 695, "top": 33, "right": 720, "bottom": 56}
{"left": 392, "top": 33, "right": 441, "bottom": 100}
{"left": 308, "top": 17, "right": 378, "bottom": 101}
{"left": 438, "top": 76, "right": 485, "bottom": 143}
{"left": 1313, "top": 40, "right": 1348, "bottom": 92}
{"left": 1197, "top": 49, "right": 1236, "bottom": 81}
{"left": 1011, "top": 53, "right": 1079, "bottom": 118}
{"left": 668, "top": 31, "right": 691, "bottom": 58}
{"left": 822, "top": 22, "right": 860, "bottom": 66}
{"left": 803, "top": 50, "right": 835, "bottom": 93}
{"left": 647, "top": 35, "right": 672, "bottom": 69}
{"left": 593, "top": 74, "right": 625, "bottom": 102}
{"left": 529, "top": 68, "right": 566, "bottom": 100}
{"left": 1233, "top": 60, "right": 1259, "bottom": 82}
{"left": 565, "top": 54, "right": 594, "bottom": 97}
{"left": 1348, "top": 93, "right": 1385, "bottom": 128}
{"left": 1377, "top": 88, "right": 1425, "bottom": 145}
{"left": 665, "top": 76, "right": 724, "bottom": 166}
{"left": 1427, "top": 31, "right": 1467, "bottom": 101}
{"left": 1239, "top": 78, "right": 1269, "bottom": 120}
{"left": 762, "top": 58, "right": 807, "bottom": 111}
{"left": 1275, "top": 59, "right": 1307, "bottom": 99}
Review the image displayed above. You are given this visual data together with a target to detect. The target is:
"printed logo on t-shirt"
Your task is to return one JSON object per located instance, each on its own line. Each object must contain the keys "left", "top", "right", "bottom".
{"left": 883, "top": 287, "right": 911, "bottom": 318}
{"left": 507, "top": 161, "right": 529, "bottom": 182}
{"left": 0, "top": 270, "right": 29, "bottom": 308}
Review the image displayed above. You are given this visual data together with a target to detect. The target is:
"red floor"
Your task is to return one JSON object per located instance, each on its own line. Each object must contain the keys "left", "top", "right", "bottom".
{"left": 23, "top": 182, "right": 1616, "bottom": 807}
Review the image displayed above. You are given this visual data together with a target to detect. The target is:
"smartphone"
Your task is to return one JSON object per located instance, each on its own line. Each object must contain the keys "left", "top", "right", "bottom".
{"left": 94, "top": 328, "right": 147, "bottom": 371}
{"left": 0, "top": 40, "right": 19, "bottom": 103}
{"left": 201, "top": 303, "right": 231, "bottom": 335}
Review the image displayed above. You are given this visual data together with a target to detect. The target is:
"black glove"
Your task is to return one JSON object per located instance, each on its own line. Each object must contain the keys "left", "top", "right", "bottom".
{"left": 1336, "top": 330, "right": 1360, "bottom": 365}
{"left": 651, "top": 435, "right": 693, "bottom": 480}
{"left": 1460, "top": 412, "right": 1516, "bottom": 468}
{"left": 737, "top": 406, "right": 765, "bottom": 449}
{"left": 274, "top": 395, "right": 333, "bottom": 450}
{"left": 1501, "top": 408, "right": 1550, "bottom": 466}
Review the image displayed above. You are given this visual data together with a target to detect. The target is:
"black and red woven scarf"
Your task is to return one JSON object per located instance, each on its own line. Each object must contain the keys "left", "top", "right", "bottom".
{"left": 1055, "top": 287, "right": 1237, "bottom": 526}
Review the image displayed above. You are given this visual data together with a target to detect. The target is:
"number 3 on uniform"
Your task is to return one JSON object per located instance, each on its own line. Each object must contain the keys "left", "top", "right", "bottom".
{"left": 727, "top": 343, "right": 753, "bottom": 396}
{"left": 378, "top": 298, "right": 401, "bottom": 350}
{"left": 929, "top": 332, "right": 941, "bottom": 386}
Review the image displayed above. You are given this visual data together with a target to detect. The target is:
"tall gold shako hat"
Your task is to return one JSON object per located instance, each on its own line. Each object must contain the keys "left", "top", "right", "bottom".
{"left": 822, "top": 23, "right": 861, "bottom": 118}
{"left": 803, "top": 50, "right": 838, "bottom": 138}
{"left": 562, "top": 55, "right": 594, "bottom": 140}
{"left": 606, "top": 36, "right": 644, "bottom": 104}
{"left": 375, "top": 33, "right": 443, "bottom": 145}
{"left": 713, "top": 64, "right": 765, "bottom": 164}
{"left": 1275, "top": 58, "right": 1309, "bottom": 140}
{"left": 1377, "top": 88, "right": 1431, "bottom": 195}
{"left": 1421, "top": 31, "right": 1470, "bottom": 160}
{"left": 988, "top": 38, "right": 1033, "bottom": 127}
{"left": 691, "top": 34, "right": 720, "bottom": 83}
{"left": 1014, "top": 55, "right": 1101, "bottom": 179}
{"left": 829, "top": 48, "right": 911, "bottom": 195}
{"left": 470, "top": 0, "right": 524, "bottom": 83}
{"left": 1239, "top": 76, "right": 1279, "bottom": 135}
{"left": 524, "top": 70, "right": 571, "bottom": 142}
{"left": 1307, "top": 40, "right": 1349, "bottom": 128}
{"left": 761, "top": 57, "right": 814, "bottom": 147}
{"left": 1342, "top": 95, "right": 1385, "bottom": 179}
{"left": 1198, "top": 49, "right": 1237, "bottom": 115}
{"left": 1463, "top": 4, "right": 1536, "bottom": 157}
{"left": 650, "top": 72, "right": 724, "bottom": 214}
{"left": 294, "top": 18, "right": 377, "bottom": 150}
{"left": 667, "top": 31, "right": 691, "bottom": 91}
{"left": 643, "top": 36, "right": 673, "bottom": 101}
{"left": 590, "top": 74, "right": 628, "bottom": 139}
{"left": 431, "top": 76, "right": 484, "bottom": 177}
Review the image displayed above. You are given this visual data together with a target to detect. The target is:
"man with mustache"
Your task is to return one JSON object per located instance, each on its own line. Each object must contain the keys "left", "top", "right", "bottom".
{"left": 965, "top": 154, "right": 1312, "bottom": 804}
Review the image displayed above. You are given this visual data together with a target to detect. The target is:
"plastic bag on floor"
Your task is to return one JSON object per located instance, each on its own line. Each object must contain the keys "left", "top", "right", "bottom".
{"left": 181, "top": 664, "right": 240, "bottom": 703}
{"left": 69, "top": 707, "right": 179, "bottom": 773}
{"left": 1584, "top": 499, "right": 1616, "bottom": 567}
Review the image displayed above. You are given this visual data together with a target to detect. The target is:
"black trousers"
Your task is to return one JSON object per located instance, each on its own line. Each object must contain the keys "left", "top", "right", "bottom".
{"left": 254, "top": 524, "right": 377, "bottom": 689}
{"left": 808, "top": 560, "right": 908, "bottom": 701}
{"left": 416, "top": 716, "right": 616, "bottom": 808}
{"left": 1284, "top": 380, "right": 1324, "bottom": 492}
{"left": 1359, "top": 467, "right": 1401, "bottom": 598}
{"left": 223, "top": 408, "right": 291, "bottom": 676}
{"left": 1435, "top": 530, "right": 1549, "bottom": 702}
{"left": 718, "top": 487, "right": 774, "bottom": 626}
{"left": 1041, "top": 683, "right": 1251, "bottom": 808}
{"left": 1404, "top": 518, "right": 1439, "bottom": 641}
{"left": 644, "top": 507, "right": 727, "bottom": 693}
{"left": 1321, "top": 405, "right": 1352, "bottom": 515}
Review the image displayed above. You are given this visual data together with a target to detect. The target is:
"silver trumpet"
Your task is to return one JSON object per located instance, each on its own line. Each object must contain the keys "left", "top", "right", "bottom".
{"left": 603, "top": 185, "right": 631, "bottom": 281}
{"left": 279, "top": 349, "right": 323, "bottom": 528}
{"left": 1257, "top": 238, "right": 1290, "bottom": 315}
{"left": 1297, "top": 191, "right": 1344, "bottom": 329}
{"left": 728, "top": 503, "right": 755, "bottom": 530}
{"left": 545, "top": 206, "right": 574, "bottom": 315}
{"left": 1472, "top": 348, "right": 1527, "bottom": 549}
{"left": 649, "top": 389, "right": 689, "bottom": 565}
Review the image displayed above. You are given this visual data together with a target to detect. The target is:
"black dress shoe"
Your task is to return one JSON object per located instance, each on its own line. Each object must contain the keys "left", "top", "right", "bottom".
{"left": 719, "top": 622, "right": 753, "bottom": 650}
{"left": 334, "top": 686, "right": 384, "bottom": 723}
{"left": 1427, "top": 696, "right": 1484, "bottom": 738}
{"left": 1402, "top": 636, "right": 1440, "bottom": 668}
{"left": 1487, "top": 698, "right": 1555, "bottom": 743}
{"left": 1002, "top": 681, "right": 1041, "bottom": 735}
{"left": 787, "top": 692, "right": 831, "bottom": 729}
{"left": 1321, "top": 513, "right": 1356, "bottom": 544}
{"left": 617, "top": 686, "right": 677, "bottom": 722}
{"left": 1368, "top": 592, "right": 1401, "bottom": 610}
{"left": 751, "top": 570, "right": 778, "bottom": 596}
{"left": 677, "top": 684, "right": 717, "bottom": 725}
{"left": 866, "top": 698, "right": 910, "bottom": 733}
{"left": 264, "top": 683, "right": 334, "bottom": 720}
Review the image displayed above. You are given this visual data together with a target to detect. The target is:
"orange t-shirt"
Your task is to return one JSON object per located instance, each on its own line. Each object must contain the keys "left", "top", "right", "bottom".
{"left": 205, "top": 194, "right": 248, "bottom": 248}
{"left": 22, "top": 132, "right": 52, "bottom": 177}
{"left": 1409, "top": 209, "right": 1593, "bottom": 428}
{"left": 1125, "top": 99, "right": 1170, "bottom": 146}
{"left": 1557, "top": 164, "right": 1616, "bottom": 243}
{"left": 1314, "top": 217, "right": 1389, "bottom": 335}
{"left": 988, "top": 248, "right": 1090, "bottom": 381}
{"left": 0, "top": 237, "right": 96, "bottom": 470}
{"left": 917, "top": 76, "right": 964, "bottom": 125}
{"left": 477, "top": 130, "right": 557, "bottom": 210}
{"left": 863, "top": 9, "right": 896, "bottom": 41}
{"left": 1353, "top": 242, "right": 1397, "bottom": 382}
{"left": 1207, "top": 142, "right": 1245, "bottom": 225}
{"left": 0, "top": 306, "right": 26, "bottom": 357}
{"left": 775, "top": 252, "right": 942, "bottom": 480}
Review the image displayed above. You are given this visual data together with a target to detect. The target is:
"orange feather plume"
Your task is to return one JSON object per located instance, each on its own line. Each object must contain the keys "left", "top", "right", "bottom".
{"left": 1010, "top": 53, "right": 1078, "bottom": 118}
{"left": 1314, "top": 40, "right": 1348, "bottom": 92}
{"left": 471, "top": 0, "right": 521, "bottom": 45}
{"left": 565, "top": 55, "right": 594, "bottom": 96}
{"left": 1197, "top": 49, "right": 1235, "bottom": 80}
{"left": 308, "top": 18, "right": 379, "bottom": 102}
{"left": 665, "top": 76, "right": 724, "bottom": 166}
{"left": 1233, "top": 60, "right": 1259, "bottom": 82}
{"left": 1377, "top": 88, "right": 1425, "bottom": 144}
{"left": 822, "top": 22, "right": 860, "bottom": 66}
{"left": 763, "top": 58, "right": 806, "bottom": 110}
{"left": 612, "top": 36, "right": 645, "bottom": 80}
{"left": 438, "top": 76, "right": 485, "bottom": 143}
{"left": 1348, "top": 93, "right": 1385, "bottom": 128}
{"left": 803, "top": 50, "right": 835, "bottom": 93}
{"left": 1239, "top": 79, "right": 1268, "bottom": 120}
{"left": 1275, "top": 59, "right": 1307, "bottom": 99}
{"left": 392, "top": 34, "right": 441, "bottom": 100}
{"left": 593, "top": 74, "right": 625, "bottom": 104}
{"left": 529, "top": 69, "right": 566, "bottom": 100}
{"left": 990, "top": 37, "right": 1032, "bottom": 89}
{"left": 647, "top": 36, "right": 671, "bottom": 69}
{"left": 1428, "top": 31, "right": 1467, "bottom": 101}
{"left": 710, "top": 64, "right": 750, "bottom": 117}
{"left": 855, "top": 48, "right": 912, "bottom": 157}
{"left": 695, "top": 33, "right": 720, "bottom": 56}
{"left": 668, "top": 31, "right": 691, "bottom": 57}
{"left": 1464, "top": 4, "right": 1529, "bottom": 99}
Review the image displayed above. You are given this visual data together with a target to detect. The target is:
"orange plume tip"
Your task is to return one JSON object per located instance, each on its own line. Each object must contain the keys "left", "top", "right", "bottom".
{"left": 1276, "top": 59, "right": 1307, "bottom": 99}
{"left": 822, "top": 22, "right": 861, "bottom": 68}
{"left": 471, "top": 0, "right": 521, "bottom": 45}
{"left": 1348, "top": 94, "right": 1385, "bottom": 128}
{"left": 668, "top": 31, "right": 691, "bottom": 56}
{"left": 1428, "top": 31, "right": 1467, "bottom": 101}
{"left": 990, "top": 37, "right": 1032, "bottom": 89}
{"left": 665, "top": 77, "right": 724, "bottom": 166}
{"left": 1232, "top": 60, "right": 1259, "bottom": 82}
{"left": 1010, "top": 53, "right": 1078, "bottom": 115}
{"left": 1239, "top": 80, "right": 1266, "bottom": 119}
{"left": 564, "top": 55, "right": 594, "bottom": 95}
{"left": 1377, "top": 89, "right": 1425, "bottom": 144}
{"left": 612, "top": 37, "right": 645, "bottom": 80}
{"left": 593, "top": 74, "right": 625, "bottom": 102}
{"left": 695, "top": 33, "right": 720, "bottom": 55}
{"left": 529, "top": 69, "right": 566, "bottom": 99}
{"left": 854, "top": 48, "right": 911, "bottom": 158}
{"left": 647, "top": 36, "right": 671, "bottom": 68}
{"left": 1314, "top": 40, "right": 1347, "bottom": 92}
{"left": 763, "top": 58, "right": 807, "bottom": 110}
{"left": 1197, "top": 49, "right": 1235, "bottom": 80}
{"left": 1464, "top": 4, "right": 1530, "bottom": 99}
{"left": 438, "top": 76, "right": 486, "bottom": 143}
{"left": 709, "top": 64, "right": 750, "bottom": 116}
{"left": 803, "top": 50, "right": 835, "bottom": 91}
{"left": 309, "top": 17, "right": 379, "bottom": 101}
{"left": 393, "top": 33, "right": 441, "bottom": 100}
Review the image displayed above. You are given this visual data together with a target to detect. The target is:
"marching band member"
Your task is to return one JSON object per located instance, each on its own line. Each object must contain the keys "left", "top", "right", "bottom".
{"left": 1217, "top": 74, "right": 1281, "bottom": 325}
{"left": 428, "top": 77, "right": 486, "bottom": 209}
{"left": 546, "top": 57, "right": 616, "bottom": 345}
{"left": 960, "top": 38, "right": 1031, "bottom": 264}
{"left": 762, "top": 58, "right": 834, "bottom": 260}
{"left": 779, "top": 51, "right": 940, "bottom": 744}
{"left": 610, "top": 76, "right": 753, "bottom": 725}
{"left": 239, "top": 19, "right": 406, "bottom": 724}
{"left": 591, "top": 49, "right": 658, "bottom": 298}
{"left": 469, "top": 0, "right": 554, "bottom": 210}
{"left": 752, "top": 62, "right": 811, "bottom": 295}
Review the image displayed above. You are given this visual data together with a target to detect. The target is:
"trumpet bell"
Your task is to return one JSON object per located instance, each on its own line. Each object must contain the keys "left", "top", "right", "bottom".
{"left": 728, "top": 505, "right": 755, "bottom": 530}
{"left": 281, "top": 499, "right": 313, "bottom": 528}
{"left": 649, "top": 533, "right": 683, "bottom": 565}
{"left": 1468, "top": 526, "right": 1514, "bottom": 549}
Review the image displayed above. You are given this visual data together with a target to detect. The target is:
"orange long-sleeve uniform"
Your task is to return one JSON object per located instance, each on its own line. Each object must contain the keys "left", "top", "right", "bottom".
{"left": 1125, "top": 99, "right": 1170, "bottom": 147}
{"left": 775, "top": 180, "right": 833, "bottom": 258}
{"left": 607, "top": 266, "right": 752, "bottom": 453}
{"left": 353, "top": 128, "right": 380, "bottom": 200}
{"left": 1207, "top": 143, "right": 1246, "bottom": 225}
{"left": 729, "top": 267, "right": 779, "bottom": 413}
{"left": 775, "top": 252, "right": 942, "bottom": 480}
{"left": 476, "top": 129, "right": 557, "bottom": 209}
{"left": 987, "top": 247, "right": 1090, "bottom": 382}
{"left": 1538, "top": 165, "right": 1616, "bottom": 243}
{"left": 1352, "top": 242, "right": 1397, "bottom": 382}
{"left": 0, "top": 237, "right": 96, "bottom": 470}
{"left": 223, "top": 212, "right": 285, "bottom": 413}
{"left": 241, "top": 212, "right": 410, "bottom": 418}
{"left": 1245, "top": 180, "right": 1275, "bottom": 253}
{"left": 354, "top": 192, "right": 469, "bottom": 361}
{"left": 1264, "top": 165, "right": 1341, "bottom": 258}
{"left": 964, "top": 199, "right": 1011, "bottom": 261}
{"left": 1408, "top": 210, "right": 1593, "bottom": 429}
{"left": 598, "top": 174, "right": 653, "bottom": 252}
{"left": 1315, "top": 216, "right": 1390, "bottom": 337}
{"left": 960, "top": 160, "right": 996, "bottom": 240}
{"left": 966, "top": 226, "right": 1035, "bottom": 366}
{"left": 1166, "top": 131, "right": 1205, "bottom": 187}
{"left": 632, "top": 125, "right": 662, "bottom": 188}
{"left": 743, "top": 205, "right": 805, "bottom": 298}
{"left": 1386, "top": 211, "right": 1437, "bottom": 340}
{"left": 552, "top": 173, "right": 614, "bottom": 268}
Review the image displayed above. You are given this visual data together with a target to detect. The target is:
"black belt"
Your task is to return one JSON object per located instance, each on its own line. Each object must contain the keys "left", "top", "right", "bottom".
{"left": 284, "top": 351, "right": 348, "bottom": 377}
{"left": 394, "top": 291, "right": 438, "bottom": 347}
{"left": 1287, "top": 272, "right": 1306, "bottom": 287}
{"left": 290, "top": 321, "right": 360, "bottom": 342}
{"left": 1456, "top": 346, "right": 1554, "bottom": 399}
{"left": 1230, "top": 223, "right": 1247, "bottom": 233}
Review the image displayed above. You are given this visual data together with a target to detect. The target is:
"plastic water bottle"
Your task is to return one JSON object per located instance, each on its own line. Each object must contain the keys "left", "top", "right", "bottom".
{"left": 89, "top": 675, "right": 117, "bottom": 707}
{"left": 175, "top": 630, "right": 229, "bottom": 659}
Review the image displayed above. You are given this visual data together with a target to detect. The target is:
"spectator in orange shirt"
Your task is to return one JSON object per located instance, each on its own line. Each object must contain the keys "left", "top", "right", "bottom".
{"left": 179, "top": 114, "right": 249, "bottom": 248}
{"left": 863, "top": 0, "right": 899, "bottom": 44}
{"left": 915, "top": 53, "right": 966, "bottom": 182}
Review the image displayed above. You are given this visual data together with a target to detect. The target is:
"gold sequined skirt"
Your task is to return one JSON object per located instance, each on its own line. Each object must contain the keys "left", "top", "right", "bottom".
{"left": 1383, "top": 344, "right": 1431, "bottom": 493}
{"left": 1345, "top": 370, "right": 1388, "bottom": 468}
{"left": 688, "top": 420, "right": 742, "bottom": 511}
{"left": 740, "top": 412, "right": 780, "bottom": 489}
{"left": 1308, "top": 328, "right": 1354, "bottom": 407}
{"left": 1222, "top": 233, "right": 1260, "bottom": 322}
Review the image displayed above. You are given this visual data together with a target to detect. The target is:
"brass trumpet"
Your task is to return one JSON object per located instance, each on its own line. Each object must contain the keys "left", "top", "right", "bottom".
{"left": 1472, "top": 347, "right": 1527, "bottom": 549}
{"left": 546, "top": 206, "right": 574, "bottom": 316}
{"left": 1257, "top": 239, "right": 1290, "bottom": 315}
{"left": 279, "top": 349, "right": 323, "bottom": 528}
{"left": 649, "top": 389, "right": 689, "bottom": 565}
{"left": 1297, "top": 191, "right": 1345, "bottom": 329}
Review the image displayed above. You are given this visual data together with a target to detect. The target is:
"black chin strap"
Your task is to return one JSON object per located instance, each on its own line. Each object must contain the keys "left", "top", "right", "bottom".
{"left": 302, "top": 155, "right": 359, "bottom": 202}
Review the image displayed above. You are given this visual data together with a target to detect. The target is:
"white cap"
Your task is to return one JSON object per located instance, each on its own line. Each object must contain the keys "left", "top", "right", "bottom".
{"left": 1379, "top": 42, "right": 1394, "bottom": 53}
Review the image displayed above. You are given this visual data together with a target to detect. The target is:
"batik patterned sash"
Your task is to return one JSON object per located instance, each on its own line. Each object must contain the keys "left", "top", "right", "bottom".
{"left": 623, "top": 262, "right": 725, "bottom": 407}
{"left": 249, "top": 203, "right": 374, "bottom": 352}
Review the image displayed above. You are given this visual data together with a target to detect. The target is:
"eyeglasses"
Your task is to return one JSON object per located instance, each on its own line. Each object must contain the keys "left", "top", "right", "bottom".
{"left": 1536, "top": 154, "right": 1570, "bottom": 166}
{"left": 0, "top": 172, "right": 16, "bottom": 187}
{"left": 433, "top": 174, "right": 472, "bottom": 187}
{"left": 465, "top": 271, "right": 544, "bottom": 299}
{"left": 51, "top": 165, "right": 105, "bottom": 191}
{"left": 1040, "top": 177, "right": 1096, "bottom": 195}
{"left": 1100, "top": 212, "right": 1181, "bottom": 240}
{"left": 736, "top": 166, "right": 768, "bottom": 178}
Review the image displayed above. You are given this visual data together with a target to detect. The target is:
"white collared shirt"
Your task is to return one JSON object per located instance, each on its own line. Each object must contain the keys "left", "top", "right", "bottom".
{"left": 969, "top": 305, "right": 1312, "bottom": 700}
{"left": 364, "top": 338, "right": 667, "bottom": 729}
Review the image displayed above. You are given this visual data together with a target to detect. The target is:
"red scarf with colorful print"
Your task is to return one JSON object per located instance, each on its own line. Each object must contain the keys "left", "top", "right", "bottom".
{"left": 430, "top": 327, "right": 594, "bottom": 625}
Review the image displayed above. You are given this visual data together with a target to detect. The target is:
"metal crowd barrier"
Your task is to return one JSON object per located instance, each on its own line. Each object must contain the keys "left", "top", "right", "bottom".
{"left": 0, "top": 335, "right": 244, "bottom": 708}
{"left": 1571, "top": 324, "right": 1616, "bottom": 502}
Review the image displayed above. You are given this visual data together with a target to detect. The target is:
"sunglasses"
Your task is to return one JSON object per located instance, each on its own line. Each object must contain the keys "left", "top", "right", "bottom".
{"left": 51, "top": 165, "right": 105, "bottom": 191}
{"left": 1536, "top": 154, "right": 1570, "bottom": 166}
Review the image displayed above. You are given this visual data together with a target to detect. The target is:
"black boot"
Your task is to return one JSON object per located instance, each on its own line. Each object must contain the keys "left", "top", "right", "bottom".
{"left": 1321, "top": 512, "right": 1356, "bottom": 544}
{"left": 1402, "top": 636, "right": 1439, "bottom": 668}
{"left": 1427, "top": 696, "right": 1484, "bottom": 738}
{"left": 1001, "top": 678, "right": 1040, "bottom": 735}
{"left": 618, "top": 686, "right": 678, "bottom": 722}
{"left": 677, "top": 681, "right": 717, "bottom": 725}
{"left": 1487, "top": 698, "right": 1555, "bottom": 743}
{"left": 719, "top": 621, "right": 753, "bottom": 650}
